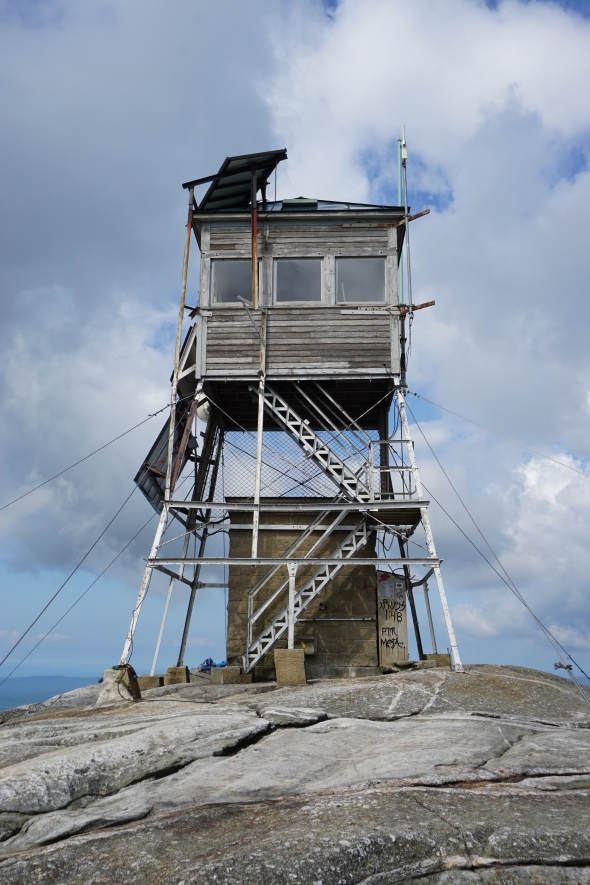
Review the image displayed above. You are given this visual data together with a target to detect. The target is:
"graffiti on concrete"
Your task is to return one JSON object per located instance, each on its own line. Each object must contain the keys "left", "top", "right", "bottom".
{"left": 377, "top": 572, "right": 408, "bottom": 664}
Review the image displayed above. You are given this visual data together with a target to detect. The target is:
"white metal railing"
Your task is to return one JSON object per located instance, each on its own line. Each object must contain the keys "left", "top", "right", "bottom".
{"left": 368, "top": 439, "right": 419, "bottom": 501}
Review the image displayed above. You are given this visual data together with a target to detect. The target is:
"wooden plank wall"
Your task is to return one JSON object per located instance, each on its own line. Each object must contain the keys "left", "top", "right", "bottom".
{"left": 205, "top": 309, "right": 261, "bottom": 374}
{"left": 209, "top": 221, "right": 389, "bottom": 254}
{"left": 204, "top": 308, "right": 397, "bottom": 376}
{"left": 265, "top": 308, "right": 391, "bottom": 373}
{"left": 200, "top": 215, "right": 400, "bottom": 378}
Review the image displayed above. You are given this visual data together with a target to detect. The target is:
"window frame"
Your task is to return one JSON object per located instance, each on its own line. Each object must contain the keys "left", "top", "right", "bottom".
{"left": 272, "top": 256, "right": 325, "bottom": 306}
{"left": 334, "top": 255, "right": 388, "bottom": 306}
{"left": 209, "top": 257, "right": 261, "bottom": 307}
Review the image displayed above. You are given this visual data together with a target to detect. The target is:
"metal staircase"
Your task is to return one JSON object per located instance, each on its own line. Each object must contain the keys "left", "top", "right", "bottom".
{"left": 244, "top": 519, "right": 370, "bottom": 671}
{"left": 251, "top": 383, "right": 373, "bottom": 502}
{"left": 247, "top": 507, "right": 350, "bottom": 640}
{"left": 243, "top": 383, "right": 379, "bottom": 671}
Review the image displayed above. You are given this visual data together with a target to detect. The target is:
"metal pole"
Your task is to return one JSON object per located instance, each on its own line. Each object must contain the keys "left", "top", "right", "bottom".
{"left": 396, "top": 386, "right": 463, "bottom": 672}
{"left": 398, "top": 536, "right": 424, "bottom": 660}
{"left": 399, "top": 312, "right": 407, "bottom": 388}
{"left": 167, "top": 187, "right": 194, "bottom": 501}
{"left": 150, "top": 529, "right": 191, "bottom": 675}
{"left": 251, "top": 311, "right": 266, "bottom": 558}
{"left": 397, "top": 138, "right": 404, "bottom": 305}
{"left": 169, "top": 392, "right": 199, "bottom": 495}
{"left": 176, "top": 424, "right": 222, "bottom": 668}
{"left": 120, "top": 505, "right": 168, "bottom": 665}
{"left": 401, "top": 127, "right": 412, "bottom": 312}
{"left": 287, "top": 562, "right": 298, "bottom": 649}
{"left": 423, "top": 582, "right": 438, "bottom": 654}
{"left": 119, "top": 187, "right": 194, "bottom": 665}
{"left": 151, "top": 577, "right": 173, "bottom": 676}
{"left": 251, "top": 163, "right": 258, "bottom": 308}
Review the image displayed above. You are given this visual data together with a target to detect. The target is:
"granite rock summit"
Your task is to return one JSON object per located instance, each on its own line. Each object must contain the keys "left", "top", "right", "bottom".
{"left": 0, "top": 664, "right": 589, "bottom": 884}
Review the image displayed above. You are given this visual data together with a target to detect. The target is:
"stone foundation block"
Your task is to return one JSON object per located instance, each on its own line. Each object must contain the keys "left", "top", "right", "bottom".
{"left": 164, "top": 666, "right": 190, "bottom": 686}
{"left": 211, "top": 666, "right": 252, "bottom": 685}
{"left": 274, "top": 649, "right": 307, "bottom": 686}
{"left": 425, "top": 653, "right": 452, "bottom": 668}
{"left": 96, "top": 667, "right": 141, "bottom": 705}
{"left": 137, "top": 675, "right": 164, "bottom": 690}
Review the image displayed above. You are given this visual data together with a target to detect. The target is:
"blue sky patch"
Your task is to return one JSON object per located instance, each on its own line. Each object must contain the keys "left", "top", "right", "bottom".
{"left": 360, "top": 142, "right": 454, "bottom": 214}
{"left": 483, "top": 0, "right": 590, "bottom": 16}
{"left": 321, "top": 0, "right": 340, "bottom": 17}
{"left": 0, "top": 0, "right": 63, "bottom": 29}
{"left": 543, "top": 132, "right": 590, "bottom": 187}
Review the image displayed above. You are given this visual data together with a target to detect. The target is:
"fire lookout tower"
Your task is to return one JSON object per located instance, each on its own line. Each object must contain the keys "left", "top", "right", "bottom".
{"left": 121, "top": 148, "right": 463, "bottom": 680}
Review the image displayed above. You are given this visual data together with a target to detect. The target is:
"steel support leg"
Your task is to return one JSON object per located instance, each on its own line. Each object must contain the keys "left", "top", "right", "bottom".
{"left": 150, "top": 530, "right": 192, "bottom": 675}
{"left": 287, "top": 563, "right": 298, "bottom": 649}
{"left": 119, "top": 504, "right": 169, "bottom": 665}
{"left": 251, "top": 313, "right": 266, "bottom": 559}
{"left": 423, "top": 581, "right": 438, "bottom": 654}
{"left": 396, "top": 387, "right": 463, "bottom": 672}
{"left": 121, "top": 188, "right": 194, "bottom": 667}
{"left": 398, "top": 536, "right": 424, "bottom": 660}
{"left": 176, "top": 429, "right": 223, "bottom": 668}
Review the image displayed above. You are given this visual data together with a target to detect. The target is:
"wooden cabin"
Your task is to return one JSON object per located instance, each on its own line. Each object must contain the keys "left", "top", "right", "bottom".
{"left": 177, "top": 152, "right": 406, "bottom": 431}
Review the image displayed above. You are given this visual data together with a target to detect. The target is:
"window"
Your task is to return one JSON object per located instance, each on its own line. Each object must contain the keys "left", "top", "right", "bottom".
{"left": 211, "top": 259, "right": 256, "bottom": 304}
{"left": 275, "top": 258, "right": 322, "bottom": 302}
{"left": 336, "top": 257, "right": 386, "bottom": 303}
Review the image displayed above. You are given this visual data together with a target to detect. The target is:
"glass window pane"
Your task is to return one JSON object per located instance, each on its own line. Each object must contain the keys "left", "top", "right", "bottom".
{"left": 336, "top": 257, "right": 386, "bottom": 303}
{"left": 211, "top": 259, "right": 254, "bottom": 304}
{"left": 275, "top": 259, "right": 322, "bottom": 302}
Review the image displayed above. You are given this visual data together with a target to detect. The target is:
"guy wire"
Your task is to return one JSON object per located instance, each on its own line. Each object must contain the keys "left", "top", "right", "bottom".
{"left": 0, "top": 509, "right": 156, "bottom": 687}
{"left": 405, "top": 400, "right": 590, "bottom": 703}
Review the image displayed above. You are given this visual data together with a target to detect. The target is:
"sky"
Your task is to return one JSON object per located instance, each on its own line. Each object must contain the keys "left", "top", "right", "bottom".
{"left": 1, "top": 0, "right": 590, "bottom": 681}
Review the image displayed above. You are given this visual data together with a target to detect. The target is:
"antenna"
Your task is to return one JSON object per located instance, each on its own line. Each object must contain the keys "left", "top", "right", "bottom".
{"left": 401, "top": 126, "right": 412, "bottom": 313}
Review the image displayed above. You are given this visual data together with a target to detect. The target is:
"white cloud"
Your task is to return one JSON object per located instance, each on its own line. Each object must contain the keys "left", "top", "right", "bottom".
{"left": 37, "top": 633, "right": 69, "bottom": 643}
{"left": 0, "top": 630, "right": 19, "bottom": 643}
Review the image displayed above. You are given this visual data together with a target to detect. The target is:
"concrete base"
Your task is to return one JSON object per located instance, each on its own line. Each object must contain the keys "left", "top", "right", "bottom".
{"left": 164, "top": 666, "right": 190, "bottom": 686}
{"left": 96, "top": 667, "right": 141, "bottom": 706}
{"left": 274, "top": 649, "right": 307, "bottom": 686}
{"left": 425, "top": 653, "right": 452, "bottom": 668}
{"left": 211, "top": 666, "right": 252, "bottom": 685}
{"left": 137, "top": 675, "right": 164, "bottom": 690}
{"left": 396, "top": 660, "right": 436, "bottom": 671}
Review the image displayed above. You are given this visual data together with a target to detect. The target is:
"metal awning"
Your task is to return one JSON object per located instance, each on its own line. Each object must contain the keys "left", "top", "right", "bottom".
{"left": 182, "top": 149, "right": 288, "bottom": 212}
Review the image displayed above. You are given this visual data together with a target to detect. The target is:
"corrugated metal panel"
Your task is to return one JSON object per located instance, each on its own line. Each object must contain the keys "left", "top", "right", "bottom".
{"left": 134, "top": 397, "right": 194, "bottom": 512}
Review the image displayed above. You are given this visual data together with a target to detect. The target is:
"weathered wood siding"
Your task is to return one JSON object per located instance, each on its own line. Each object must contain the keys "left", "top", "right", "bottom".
{"left": 203, "top": 307, "right": 399, "bottom": 377}
{"left": 209, "top": 221, "right": 389, "bottom": 255}
{"left": 264, "top": 308, "right": 393, "bottom": 374}
{"left": 197, "top": 213, "right": 401, "bottom": 378}
{"left": 205, "top": 308, "right": 261, "bottom": 374}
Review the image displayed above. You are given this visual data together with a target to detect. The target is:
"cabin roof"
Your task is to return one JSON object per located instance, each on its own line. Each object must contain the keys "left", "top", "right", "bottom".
{"left": 254, "top": 197, "right": 403, "bottom": 212}
{"left": 182, "top": 149, "right": 404, "bottom": 216}
{"left": 182, "top": 149, "right": 288, "bottom": 213}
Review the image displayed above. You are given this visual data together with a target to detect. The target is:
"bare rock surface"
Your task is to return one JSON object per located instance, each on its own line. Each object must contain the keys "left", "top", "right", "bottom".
{"left": 142, "top": 680, "right": 276, "bottom": 703}
{"left": 0, "top": 665, "right": 588, "bottom": 883}
{"left": 228, "top": 664, "right": 590, "bottom": 725}
{"left": 0, "top": 703, "right": 268, "bottom": 814}
{"left": 258, "top": 706, "right": 328, "bottom": 726}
